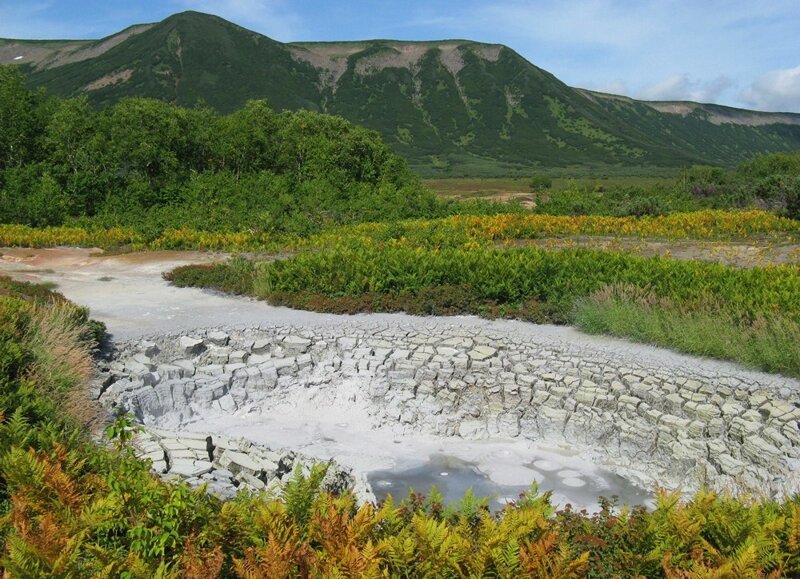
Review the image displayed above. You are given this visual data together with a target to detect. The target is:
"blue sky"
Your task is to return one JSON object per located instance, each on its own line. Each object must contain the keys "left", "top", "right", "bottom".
{"left": 2, "top": 0, "right": 799, "bottom": 112}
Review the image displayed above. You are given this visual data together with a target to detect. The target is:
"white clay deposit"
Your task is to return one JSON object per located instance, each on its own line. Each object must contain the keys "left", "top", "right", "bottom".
{"left": 2, "top": 248, "right": 800, "bottom": 511}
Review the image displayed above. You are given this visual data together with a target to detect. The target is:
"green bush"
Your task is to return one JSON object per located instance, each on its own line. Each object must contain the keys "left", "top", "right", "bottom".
{"left": 534, "top": 184, "right": 699, "bottom": 216}
{"left": 737, "top": 151, "right": 800, "bottom": 179}
{"left": 0, "top": 65, "right": 448, "bottom": 234}
{"left": 529, "top": 174, "right": 553, "bottom": 191}
{"left": 164, "top": 258, "right": 256, "bottom": 295}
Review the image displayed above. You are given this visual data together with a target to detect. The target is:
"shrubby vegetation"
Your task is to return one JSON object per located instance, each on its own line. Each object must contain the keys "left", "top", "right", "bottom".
{"left": 0, "top": 65, "right": 449, "bottom": 235}
{"left": 2, "top": 277, "right": 800, "bottom": 576}
{"left": 1, "top": 209, "right": 796, "bottom": 254}
{"left": 533, "top": 158, "right": 800, "bottom": 218}
{"left": 250, "top": 246, "right": 800, "bottom": 319}
{"left": 346, "top": 209, "right": 799, "bottom": 245}
{"left": 528, "top": 174, "right": 553, "bottom": 192}
{"left": 3, "top": 62, "right": 800, "bottom": 239}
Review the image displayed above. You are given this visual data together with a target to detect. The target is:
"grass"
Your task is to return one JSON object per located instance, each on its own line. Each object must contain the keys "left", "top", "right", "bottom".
{"left": 0, "top": 275, "right": 104, "bottom": 427}
{"left": 26, "top": 301, "right": 94, "bottom": 392}
{"left": 574, "top": 285, "right": 800, "bottom": 376}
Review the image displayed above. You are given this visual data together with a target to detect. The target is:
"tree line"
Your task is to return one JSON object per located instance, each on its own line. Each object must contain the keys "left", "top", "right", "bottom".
{"left": 0, "top": 65, "right": 443, "bottom": 234}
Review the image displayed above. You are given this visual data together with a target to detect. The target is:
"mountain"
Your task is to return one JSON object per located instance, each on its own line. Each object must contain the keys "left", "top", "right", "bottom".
{"left": 4, "top": 11, "right": 800, "bottom": 175}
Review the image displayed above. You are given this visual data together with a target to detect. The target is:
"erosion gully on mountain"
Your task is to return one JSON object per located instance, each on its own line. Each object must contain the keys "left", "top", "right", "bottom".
{"left": 1, "top": 247, "right": 799, "bottom": 512}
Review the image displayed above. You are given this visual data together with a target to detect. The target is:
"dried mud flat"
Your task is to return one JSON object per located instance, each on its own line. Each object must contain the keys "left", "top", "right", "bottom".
{"left": 2, "top": 247, "right": 799, "bottom": 510}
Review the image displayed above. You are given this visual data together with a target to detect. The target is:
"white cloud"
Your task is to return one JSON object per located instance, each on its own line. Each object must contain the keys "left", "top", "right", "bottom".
{"left": 740, "top": 66, "right": 800, "bottom": 113}
{"left": 414, "top": 0, "right": 799, "bottom": 110}
{"left": 171, "top": 0, "right": 302, "bottom": 40}
{"left": 638, "top": 75, "right": 692, "bottom": 101}
{"left": 638, "top": 74, "right": 734, "bottom": 103}
{"left": 695, "top": 77, "right": 736, "bottom": 103}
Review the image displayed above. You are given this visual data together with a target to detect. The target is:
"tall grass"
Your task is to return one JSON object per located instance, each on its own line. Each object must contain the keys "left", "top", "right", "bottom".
{"left": 574, "top": 284, "right": 800, "bottom": 376}
{"left": 24, "top": 301, "right": 98, "bottom": 426}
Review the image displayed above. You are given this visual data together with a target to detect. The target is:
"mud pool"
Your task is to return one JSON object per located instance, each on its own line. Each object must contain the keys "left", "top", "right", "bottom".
{"left": 3, "top": 248, "right": 799, "bottom": 509}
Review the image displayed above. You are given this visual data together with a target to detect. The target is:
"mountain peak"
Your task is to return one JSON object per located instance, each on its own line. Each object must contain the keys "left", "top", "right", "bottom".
{"left": 162, "top": 10, "right": 244, "bottom": 28}
{"left": 4, "top": 11, "right": 800, "bottom": 174}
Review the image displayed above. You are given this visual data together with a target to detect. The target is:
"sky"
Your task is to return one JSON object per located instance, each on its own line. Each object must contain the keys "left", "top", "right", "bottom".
{"left": 2, "top": 0, "right": 799, "bottom": 112}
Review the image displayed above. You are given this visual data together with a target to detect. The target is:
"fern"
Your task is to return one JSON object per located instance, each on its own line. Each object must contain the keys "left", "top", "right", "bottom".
{"left": 282, "top": 463, "right": 328, "bottom": 530}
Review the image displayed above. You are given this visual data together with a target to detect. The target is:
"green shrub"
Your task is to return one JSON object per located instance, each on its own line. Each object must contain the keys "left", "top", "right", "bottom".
{"left": 253, "top": 245, "right": 800, "bottom": 322}
{"left": 529, "top": 174, "right": 553, "bottom": 191}
{"left": 164, "top": 258, "right": 256, "bottom": 295}
{"left": 0, "top": 64, "right": 447, "bottom": 233}
{"left": 737, "top": 151, "right": 800, "bottom": 179}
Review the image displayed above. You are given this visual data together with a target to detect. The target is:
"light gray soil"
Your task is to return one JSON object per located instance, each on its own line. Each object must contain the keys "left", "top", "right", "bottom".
{"left": 3, "top": 247, "right": 799, "bottom": 510}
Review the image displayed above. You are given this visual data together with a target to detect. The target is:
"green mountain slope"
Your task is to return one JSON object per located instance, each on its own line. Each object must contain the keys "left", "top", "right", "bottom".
{"left": 5, "top": 11, "right": 800, "bottom": 175}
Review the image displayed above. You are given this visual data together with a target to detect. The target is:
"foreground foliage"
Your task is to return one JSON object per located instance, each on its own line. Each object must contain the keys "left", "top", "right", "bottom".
{"left": 1, "top": 277, "right": 800, "bottom": 577}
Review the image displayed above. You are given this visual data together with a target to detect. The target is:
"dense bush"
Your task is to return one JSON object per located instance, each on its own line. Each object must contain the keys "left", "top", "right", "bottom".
{"left": 534, "top": 184, "right": 695, "bottom": 216}
{"left": 164, "top": 259, "right": 256, "bottom": 295}
{"left": 737, "top": 151, "right": 800, "bottom": 180}
{"left": 533, "top": 181, "right": 756, "bottom": 217}
{"left": 1, "top": 278, "right": 800, "bottom": 576}
{"left": 534, "top": 155, "right": 800, "bottom": 218}
{"left": 0, "top": 65, "right": 448, "bottom": 234}
{"left": 528, "top": 174, "right": 553, "bottom": 191}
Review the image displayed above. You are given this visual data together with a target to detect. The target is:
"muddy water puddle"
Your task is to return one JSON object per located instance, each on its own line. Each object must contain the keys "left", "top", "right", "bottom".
{"left": 369, "top": 454, "right": 652, "bottom": 512}
{"left": 181, "top": 408, "right": 654, "bottom": 513}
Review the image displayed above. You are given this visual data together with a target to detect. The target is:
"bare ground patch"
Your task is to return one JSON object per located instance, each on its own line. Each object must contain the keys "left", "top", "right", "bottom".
{"left": 84, "top": 68, "right": 134, "bottom": 91}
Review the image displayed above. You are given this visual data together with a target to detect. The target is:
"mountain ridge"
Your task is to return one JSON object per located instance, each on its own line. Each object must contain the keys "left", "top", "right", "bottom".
{"left": 4, "top": 10, "right": 800, "bottom": 175}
